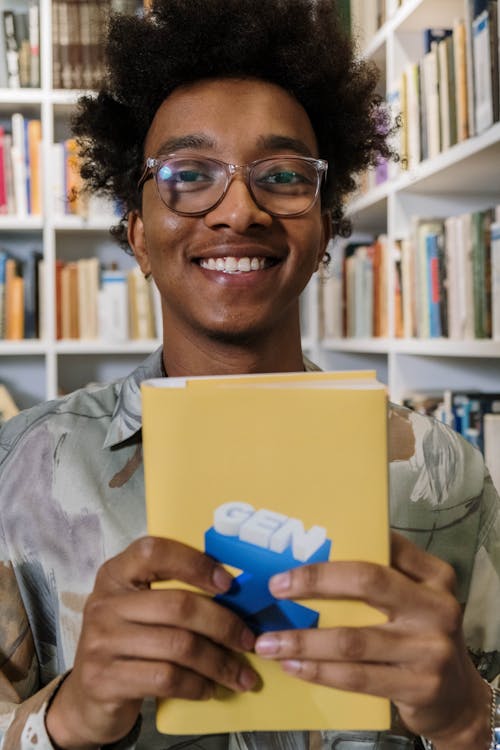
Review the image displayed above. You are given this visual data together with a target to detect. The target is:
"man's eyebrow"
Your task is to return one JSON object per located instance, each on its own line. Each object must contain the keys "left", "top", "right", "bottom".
{"left": 257, "top": 135, "right": 314, "bottom": 157}
{"left": 154, "top": 134, "right": 216, "bottom": 155}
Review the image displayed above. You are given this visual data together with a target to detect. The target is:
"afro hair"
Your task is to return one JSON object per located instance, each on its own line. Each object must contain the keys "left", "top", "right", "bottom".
{"left": 72, "top": 0, "right": 394, "bottom": 249}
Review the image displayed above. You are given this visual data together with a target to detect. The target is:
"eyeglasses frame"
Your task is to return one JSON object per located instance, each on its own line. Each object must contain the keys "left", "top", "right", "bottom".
{"left": 137, "top": 153, "right": 328, "bottom": 218}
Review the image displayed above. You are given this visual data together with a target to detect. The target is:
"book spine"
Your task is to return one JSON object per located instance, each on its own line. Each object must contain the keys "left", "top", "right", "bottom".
{"left": 59, "top": 0, "right": 71, "bottom": 88}
{"left": 473, "top": 9, "right": 494, "bottom": 133}
{"left": 16, "top": 13, "right": 30, "bottom": 89}
{"left": 5, "top": 260, "right": 24, "bottom": 341}
{"left": 52, "top": 0, "right": 62, "bottom": 88}
{"left": 11, "top": 113, "right": 27, "bottom": 216}
{"left": 454, "top": 17, "right": 470, "bottom": 142}
{"left": 28, "top": 1, "right": 40, "bottom": 87}
{"left": 426, "top": 234, "right": 442, "bottom": 337}
{"left": 3, "top": 11, "right": 20, "bottom": 89}
{"left": 98, "top": 270, "right": 129, "bottom": 341}
{"left": 471, "top": 211, "right": 488, "bottom": 337}
{"left": 27, "top": 119, "right": 42, "bottom": 215}
{"left": 464, "top": 0, "right": 477, "bottom": 138}
{"left": 23, "top": 251, "right": 41, "bottom": 339}
{"left": 68, "top": 0, "right": 82, "bottom": 89}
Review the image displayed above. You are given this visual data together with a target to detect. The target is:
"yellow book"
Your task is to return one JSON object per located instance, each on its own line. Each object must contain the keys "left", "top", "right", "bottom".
{"left": 142, "top": 370, "right": 390, "bottom": 735}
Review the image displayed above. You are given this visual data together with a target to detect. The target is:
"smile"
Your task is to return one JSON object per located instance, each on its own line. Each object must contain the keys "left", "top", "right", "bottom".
{"left": 198, "top": 256, "right": 278, "bottom": 273}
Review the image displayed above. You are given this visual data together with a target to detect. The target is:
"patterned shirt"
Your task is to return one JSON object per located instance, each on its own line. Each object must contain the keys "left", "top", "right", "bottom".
{"left": 1, "top": 348, "right": 499, "bottom": 750}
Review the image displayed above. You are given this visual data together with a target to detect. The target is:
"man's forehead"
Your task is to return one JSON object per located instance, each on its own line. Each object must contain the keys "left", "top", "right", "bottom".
{"left": 144, "top": 78, "right": 319, "bottom": 156}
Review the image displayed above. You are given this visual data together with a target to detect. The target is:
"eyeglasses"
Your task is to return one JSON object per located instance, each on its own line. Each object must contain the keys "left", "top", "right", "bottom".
{"left": 138, "top": 154, "right": 328, "bottom": 217}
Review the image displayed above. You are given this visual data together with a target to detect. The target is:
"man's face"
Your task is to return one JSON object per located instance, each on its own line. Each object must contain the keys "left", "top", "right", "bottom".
{"left": 129, "top": 78, "right": 330, "bottom": 345}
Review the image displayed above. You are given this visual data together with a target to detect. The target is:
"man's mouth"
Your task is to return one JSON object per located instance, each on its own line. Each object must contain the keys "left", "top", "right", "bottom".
{"left": 198, "top": 256, "right": 280, "bottom": 274}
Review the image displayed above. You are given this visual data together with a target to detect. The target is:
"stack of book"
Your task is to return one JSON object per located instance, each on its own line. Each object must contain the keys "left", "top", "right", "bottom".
{"left": 0, "top": 3, "right": 40, "bottom": 89}
{"left": 389, "top": 3, "right": 499, "bottom": 177}
{"left": 0, "top": 113, "right": 42, "bottom": 216}
{"left": 55, "top": 260, "right": 162, "bottom": 342}
{"left": 0, "top": 248, "right": 43, "bottom": 340}
{"left": 320, "top": 205, "right": 500, "bottom": 342}
{"left": 51, "top": 0, "right": 147, "bottom": 90}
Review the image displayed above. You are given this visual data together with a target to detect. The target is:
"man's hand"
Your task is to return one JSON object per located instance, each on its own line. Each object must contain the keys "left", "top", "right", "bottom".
{"left": 254, "top": 531, "right": 491, "bottom": 750}
{"left": 46, "top": 537, "right": 258, "bottom": 749}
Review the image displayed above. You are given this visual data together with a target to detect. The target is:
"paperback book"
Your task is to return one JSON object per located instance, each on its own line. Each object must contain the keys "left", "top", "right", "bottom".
{"left": 142, "top": 369, "right": 390, "bottom": 735}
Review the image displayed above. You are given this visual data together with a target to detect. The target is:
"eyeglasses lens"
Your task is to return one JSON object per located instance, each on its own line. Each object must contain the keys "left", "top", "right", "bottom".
{"left": 155, "top": 157, "right": 320, "bottom": 216}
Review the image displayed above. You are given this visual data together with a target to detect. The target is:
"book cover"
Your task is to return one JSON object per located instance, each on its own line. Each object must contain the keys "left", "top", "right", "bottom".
{"left": 142, "top": 370, "right": 390, "bottom": 734}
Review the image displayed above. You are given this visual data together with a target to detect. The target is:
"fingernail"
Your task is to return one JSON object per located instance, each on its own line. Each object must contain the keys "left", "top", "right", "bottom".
{"left": 282, "top": 659, "right": 302, "bottom": 674}
{"left": 269, "top": 571, "right": 291, "bottom": 592}
{"left": 240, "top": 628, "right": 256, "bottom": 652}
{"left": 238, "top": 667, "right": 258, "bottom": 690}
{"left": 255, "top": 634, "right": 280, "bottom": 655}
{"left": 212, "top": 566, "right": 232, "bottom": 592}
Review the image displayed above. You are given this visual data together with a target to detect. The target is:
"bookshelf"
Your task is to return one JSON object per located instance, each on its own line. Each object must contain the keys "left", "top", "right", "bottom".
{"left": 316, "top": 0, "right": 500, "bottom": 408}
{"left": 0, "top": 0, "right": 163, "bottom": 408}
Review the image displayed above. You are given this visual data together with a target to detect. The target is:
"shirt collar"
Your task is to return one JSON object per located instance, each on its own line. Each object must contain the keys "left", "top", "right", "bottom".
{"left": 103, "top": 347, "right": 321, "bottom": 449}
{"left": 103, "top": 347, "right": 164, "bottom": 448}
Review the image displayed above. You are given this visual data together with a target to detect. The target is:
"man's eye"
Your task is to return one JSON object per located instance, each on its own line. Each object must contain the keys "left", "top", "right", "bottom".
{"left": 264, "top": 171, "right": 303, "bottom": 184}
{"left": 159, "top": 166, "right": 209, "bottom": 183}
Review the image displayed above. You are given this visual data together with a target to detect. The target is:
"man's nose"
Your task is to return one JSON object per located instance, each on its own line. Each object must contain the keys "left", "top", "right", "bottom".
{"left": 203, "top": 175, "right": 273, "bottom": 232}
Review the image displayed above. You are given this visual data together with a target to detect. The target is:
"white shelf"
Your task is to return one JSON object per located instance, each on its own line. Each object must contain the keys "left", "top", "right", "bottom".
{"left": 54, "top": 340, "right": 161, "bottom": 355}
{"left": 322, "top": 338, "right": 500, "bottom": 358}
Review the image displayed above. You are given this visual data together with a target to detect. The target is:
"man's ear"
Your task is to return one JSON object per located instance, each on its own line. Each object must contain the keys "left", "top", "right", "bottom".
{"left": 315, "top": 212, "right": 333, "bottom": 271}
{"left": 127, "top": 210, "right": 152, "bottom": 276}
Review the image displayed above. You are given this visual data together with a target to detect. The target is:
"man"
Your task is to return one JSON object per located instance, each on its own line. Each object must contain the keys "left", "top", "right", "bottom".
{"left": 1, "top": 1, "right": 499, "bottom": 749}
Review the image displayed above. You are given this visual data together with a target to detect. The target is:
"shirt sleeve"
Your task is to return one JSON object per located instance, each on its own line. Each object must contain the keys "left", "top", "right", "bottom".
{"left": 0, "top": 553, "right": 61, "bottom": 749}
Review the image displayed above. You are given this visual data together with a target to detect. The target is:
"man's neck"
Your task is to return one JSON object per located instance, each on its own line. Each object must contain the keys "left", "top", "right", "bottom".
{"left": 162, "top": 320, "right": 305, "bottom": 378}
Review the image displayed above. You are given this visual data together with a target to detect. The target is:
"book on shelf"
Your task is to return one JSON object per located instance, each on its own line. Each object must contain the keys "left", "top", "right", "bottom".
{"left": 98, "top": 268, "right": 129, "bottom": 342}
{"left": 438, "top": 33, "right": 458, "bottom": 150}
{"left": 0, "top": 113, "right": 42, "bottom": 218}
{"left": 0, "top": 248, "right": 43, "bottom": 340}
{"left": 56, "top": 259, "right": 160, "bottom": 342}
{"left": 1, "top": 3, "right": 40, "bottom": 89}
{"left": 51, "top": 0, "right": 144, "bottom": 91}
{"left": 471, "top": 209, "right": 494, "bottom": 338}
{"left": 403, "top": 388, "right": 500, "bottom": 455}
{"left": 142, "top": 369, "right": 390, "bottom": 734}
{"left": 321, "top": 204, "right": 499, "bottom": 343}
{"left": 472, "top": 4, "right": 500, "bottom": 134}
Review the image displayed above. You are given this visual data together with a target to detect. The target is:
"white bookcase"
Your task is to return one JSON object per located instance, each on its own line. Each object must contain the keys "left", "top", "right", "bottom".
{"left": 313, "top": 0, "right": 500, "bottom": 403}
{"left": 2, "top": 0, "right": 499, "bottom": 410}
{"left": 0, "top": 0, "right": 161, "bottom": 409}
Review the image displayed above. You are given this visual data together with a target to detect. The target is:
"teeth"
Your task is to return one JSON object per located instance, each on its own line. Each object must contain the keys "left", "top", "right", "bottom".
{"left": 199, "top": 256, "right": 270, "bottom": 273}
